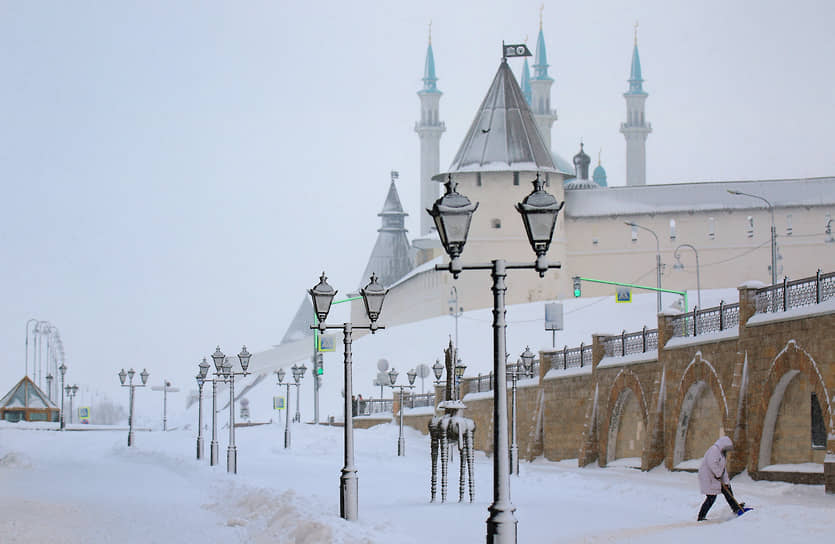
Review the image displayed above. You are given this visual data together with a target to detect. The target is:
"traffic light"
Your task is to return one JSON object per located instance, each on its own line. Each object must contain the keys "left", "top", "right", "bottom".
{"left": 573, "top": 276, "right": 581, "bottom": 298}
{"left": 315, "top": 353, "right": 324, "bottom": 375}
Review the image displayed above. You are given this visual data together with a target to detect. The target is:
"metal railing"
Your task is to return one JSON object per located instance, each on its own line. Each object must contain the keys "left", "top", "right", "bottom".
{"left": 671, "top": 301, "right": 740, "bottom": 337}
{"left": 603, "top": 326, "right": 658, "bottom": 357}
{"left": 755, "top": 269, "right": 835, "bottom": 314}
{"left": 357, "top": 398, "right": 392, "bottom": 416}
{"left": 466, "top": 372, "right": 494, "bottom": 393}
{"left": 407, "top": 392, "right": 435, "bottom": 409}
{"left": 551, "top": 343, "right": 594, "bottom": 371}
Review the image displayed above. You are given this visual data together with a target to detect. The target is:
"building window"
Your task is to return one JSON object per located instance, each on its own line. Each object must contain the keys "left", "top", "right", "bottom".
{"left": 476, "top": 173, "right": 482, "bottom": 187}
{"left": 786, "top": 214, "right": 793, "bottom": 236}
{"left": 491, "top": 219, "right": 502, "bottom": 229}
{"left": 708, "top": 217, "right": 716, "bottom": 240}
{"left": 811, "top": 393, "right": 826, "bottom": 449}
{"left": 513, "top": 172, "right": 519, "bottom": 186}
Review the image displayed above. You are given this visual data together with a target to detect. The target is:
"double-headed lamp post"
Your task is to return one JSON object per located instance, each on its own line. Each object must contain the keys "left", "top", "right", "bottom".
{"left": 509, "top": 347, "right": 535, "bottom": 476}
{"left": 292, "top": 363, "right": 307, "bottom": 423}
{"left": 211, "top": 346, "right": 251, "bottom": 474}
{"left": 196, "top": 358, "right": 211, "bottom": 460}
{"left": 64, "top": 384, "right": 78, "bottom": 425}
{"left": 626, "top": 221, "right": 662, "bottom": 313}
{"left": 309, "top": 272, "right": 388, "bottom": 522}
{"left": 118, "top": 368, "right": 149, "bottom": 446}
{"left": 727, "top": 189, "right": 778, "bottom": 285}
{"left": 387, "top": 368, "right": 416, "bottom": 456}
{"left": 673, "top": 243, "right": 702, "bottom": 309}
{"left": 58, "top": 363, "right": 67, "bottom": 430}
{"left": 276, "top": 368, "right": 293, "bottom": 448}
{"left": 428, "top": 173, "right": 564, "bottom": 544}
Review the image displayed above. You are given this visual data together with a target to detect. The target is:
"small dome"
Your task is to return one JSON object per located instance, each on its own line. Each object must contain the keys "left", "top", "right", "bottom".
{"left": 572, "top": 142, "right": 591, "bottom": 180}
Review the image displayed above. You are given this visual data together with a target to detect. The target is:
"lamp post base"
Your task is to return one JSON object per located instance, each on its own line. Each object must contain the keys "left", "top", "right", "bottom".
{"left": 486, "top": 503, "right": 518, "bottom": 544}
{"left": 397, "top": 435, "right": 405, "bottom": 457}
{"left": 197, "top": 436, "right": 204, "bottom": 460}
{"left": 339, "top": 468, "right": 358, "bottom": 521}
{"left": 127, "top": 431, "right": 135, "bottom": 447}
{"left": 227, "top": 446, "right": 237, "bottom": 474}
{"left": 509, "top": 445, "right": 519, "bottom": 475}
{"left": 210, "top": 441, "right": 219, "bottom": 466}
{"left": 284, "top": 427, "right": 291, "bottom": 449}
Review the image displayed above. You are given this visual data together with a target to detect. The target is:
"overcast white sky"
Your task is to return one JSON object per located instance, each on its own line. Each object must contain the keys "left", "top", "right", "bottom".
{"left": 3, "top": 0, "right": 835, "bottom": 399}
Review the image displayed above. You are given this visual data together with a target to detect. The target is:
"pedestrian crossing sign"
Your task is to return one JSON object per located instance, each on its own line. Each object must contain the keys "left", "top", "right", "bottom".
{"left": 616, "top": 287, "right": 632, "bottom": 303}
{"left": 273, "top": 396, "right": 285, "bottom": 410}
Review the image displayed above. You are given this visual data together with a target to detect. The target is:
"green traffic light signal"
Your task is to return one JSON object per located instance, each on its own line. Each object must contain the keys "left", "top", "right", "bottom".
{"left": 572, "top": 276, "right": 581, "bottom": 298}
{"left": 317, "top": 366, "right": 323, "bottom": 375}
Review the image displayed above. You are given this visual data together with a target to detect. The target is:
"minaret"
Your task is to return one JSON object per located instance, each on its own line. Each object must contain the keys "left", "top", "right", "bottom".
{"left": 620, "top": 23, "right": 652, "bottom": 186}
{"left": 415, "top": 24, "right": 445, "bottom": 236}
{"left": 530, "top": 7, "right": 557, "bottom": 150}
{"left": 520, "top": 57, "right": 532, "bottom": 106}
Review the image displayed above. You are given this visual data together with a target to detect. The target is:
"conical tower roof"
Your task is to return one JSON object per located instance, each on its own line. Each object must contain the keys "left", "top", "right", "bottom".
{"left": 359, "top": 179, "right": 413, "bottom": 288}
{"left": 279, "top": 296, "right": 316, "bottom": 345}
{"left": 445, "top": 59, "right": 557, "bottom": 175}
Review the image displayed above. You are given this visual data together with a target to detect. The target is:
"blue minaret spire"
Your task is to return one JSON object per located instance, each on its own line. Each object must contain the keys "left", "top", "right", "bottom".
{"left": 521, "top": 57, "right": 532, "bottom": 105}
{"left": 415, "top": 22, "right": 445, "bottom": 236}
{"left": 627, "top": 23, "right": 645, "bottom": 95}
{"left": 529, "top": 6, "right": 557, "bottom": 150}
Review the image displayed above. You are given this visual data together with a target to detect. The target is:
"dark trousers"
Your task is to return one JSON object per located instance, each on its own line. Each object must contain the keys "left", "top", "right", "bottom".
{"left": 698, "top": 485, "right": 741, "bottom": 520}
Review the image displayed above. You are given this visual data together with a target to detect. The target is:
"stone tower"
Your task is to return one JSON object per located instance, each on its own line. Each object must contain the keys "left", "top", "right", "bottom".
{"left": 530, "top": 14, "right": 557, "bottom": 150}
{"left": 415, "top": 28, "right": 445, "bottom": 236}
{"left": 620, "top": 24, "right": 652, "bottom": 186}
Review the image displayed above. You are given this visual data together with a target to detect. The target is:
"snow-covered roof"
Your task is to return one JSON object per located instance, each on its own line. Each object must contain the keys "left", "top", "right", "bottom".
{"left": 0, "top": 376, "right": 58, "bottom": 411}
{"left": 565, "top": 176, "right": 835, "bottom": 217}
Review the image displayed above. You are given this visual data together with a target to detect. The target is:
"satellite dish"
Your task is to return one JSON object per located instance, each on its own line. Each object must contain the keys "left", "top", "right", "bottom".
{"left": 416, "top": 364, "right": 431, "bottom": 378}
{"left": 377, "top": 358, "right": 389, "bottom": 371}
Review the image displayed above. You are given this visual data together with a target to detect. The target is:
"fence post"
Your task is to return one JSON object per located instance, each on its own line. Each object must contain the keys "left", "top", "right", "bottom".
{"left": 580, "top": 342, "right": 585, "bottom": 367}
{"left": 642, "top": 326, "right": 647, "bottom": 353}
{"left": 782, "top": 276, "right": 788, "bottom": 311}
{"left": 693, "top": 306, "right": 698, "bottom": 336}
{"left": 563, "top": 345, "right": 568, "bottom": 370}
{"left": 621, "top": 330, "right": 626, "bottom": 356}
{"left": 719, "top": 300, "right": 725, "bottom": 331}
{"left": 489, "top": 371, "right": 493, "bottom": 391}
{"left": 816, "top": 269, "right": 822, "bottom": 304}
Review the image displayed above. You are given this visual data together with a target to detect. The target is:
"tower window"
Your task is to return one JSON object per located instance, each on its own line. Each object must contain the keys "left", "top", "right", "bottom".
{"left": 513, "top": 172, "right": 520, "bottom": 186}
{"left": 491, "top": 219, "right": 502, "bottom": 229}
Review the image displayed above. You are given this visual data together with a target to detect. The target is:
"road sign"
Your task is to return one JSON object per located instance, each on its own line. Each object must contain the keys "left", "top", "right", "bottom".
{"left": 544, "top": 302, "right": 564, "bottom": 331}
{"left": 317, "top": 334, "right": 336, "bottom": 352}
{"left": 78, "top": 406, "right": 90, "bottom": 424}
{"left": 616, "top": 287, "right": 632, "bottom": 303}
{"left": 273, "top": 396, "right": 285, "bottom": 410}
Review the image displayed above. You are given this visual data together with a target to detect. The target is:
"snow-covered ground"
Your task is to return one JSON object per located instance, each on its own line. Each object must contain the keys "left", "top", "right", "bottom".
{"left": 2, "top": 421, "right": 832, "bottom": 543}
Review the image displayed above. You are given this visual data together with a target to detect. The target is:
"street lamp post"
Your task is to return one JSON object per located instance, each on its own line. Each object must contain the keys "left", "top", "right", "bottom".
{"left": 449, "top": 286, "right": 463, "bottom": 355}
{"left": 626, "top": 221, "right": 662, "bottom": 313}
{"left": 24, "top": 318, "right": 38, "bottom": 378}
{"left": 64, "top": 384, "right": 78, "bottom": 425}
{"left": 211, "top": 346, "right": 252, "bottom": 474}
{"left": 293, "top": 363, "right": 307, "bottom": 423}
{"left": 58, "top": 363, "right": 67, "bottom": 430}
{"left": 196, "top": 358, "right": 210, "bottom": 460}
{"left": 118, "top": 368, "right": 149, "bottom": 446}
{"left": 276, "top": 368, "right": 293, "bottom": 448}
{"left": 428, "top": 173, "right": 564, "bottom": 544}
{"left": 386, "top": 368, "right": 416, "bottom": 456}
{"left": 45, "top": 373, "right": 54, "bottom": 402}
{"left": 674, "top": 243, "right": 702, "bottom": 309}
{"left": 728, "top": 189, "right": 778, "bottom": 285}
{"left": 309, "top": 272, "right": 388, "bottom": 521}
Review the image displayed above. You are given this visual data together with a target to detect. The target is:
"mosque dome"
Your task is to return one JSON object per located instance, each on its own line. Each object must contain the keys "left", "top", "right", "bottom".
{"left": 593, "top": 164, "right": 608, "bottom": 187}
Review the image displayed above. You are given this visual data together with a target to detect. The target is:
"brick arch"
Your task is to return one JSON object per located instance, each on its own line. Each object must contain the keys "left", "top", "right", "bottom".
{"left": 755, "top": 340, "right": 833, "bottom": 470}
{"left": 672, "top": 352, "right": 731, "bottom": 467}
{"left": 602, "top": 369, "right": 649, "bottom": 465}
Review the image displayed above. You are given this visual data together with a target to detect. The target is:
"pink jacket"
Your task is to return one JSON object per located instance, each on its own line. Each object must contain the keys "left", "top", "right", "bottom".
{"left": 698, "top": 436, "right": 733, "bottom": 494}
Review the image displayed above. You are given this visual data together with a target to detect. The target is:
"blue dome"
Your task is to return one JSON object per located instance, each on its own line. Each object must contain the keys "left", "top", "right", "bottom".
{"left": 593, "top": 164, "right": 608, "bottom": 187}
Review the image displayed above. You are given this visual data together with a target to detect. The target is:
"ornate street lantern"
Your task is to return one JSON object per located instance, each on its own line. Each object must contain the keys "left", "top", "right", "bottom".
{"left": 407, "top": 368, "right": 417, "bottom": 386}
{"left": 432, "top": 359, "right": 444, "bottom": 381}
{"left": 360, "top": 273, "right": 388, "bottom": 329}
{"left": 309, "top": 273, "right": 337, "bottom": 331}
{"left": 119, "top": 368, "right": 127, "bottom": 385}
{"left": 140, "top": 368, "right": 150, "bottom": 385}
{"left": 128, "top": 368, "right": 136, "bottom": 382}
{"left": 520, "top": 346, "right": 535, "bottom": 375}
{"left": 292, "top": 364, "right": 301, "bottom": 384}
{"left": 515, "top": 173, "right": 565, "bottom": 276}
{"left": 427, "top": 175, "right": 479, "bottom": 278}
{"left": 237, "top": 346, "right": 252, "bottom": 372}
{"left": 455, "top": 359, "right": 467, "bottom": 378}
{"left": 388, "top": 367, "right": 399, "bottom": 386}
{"left": 211, "top": 346, "right": 226, "bottom": 373}
{"left": 59, "top": 362, "right": 67, "bottom": 379}
{"left": 298, "top": 363, "right": 308, "bottom": 379}
{"left": 198, "top": 358, "right": 210, "bottom": 379}
{"left": 276, "top": 368, "right": 286, "bottom": 384}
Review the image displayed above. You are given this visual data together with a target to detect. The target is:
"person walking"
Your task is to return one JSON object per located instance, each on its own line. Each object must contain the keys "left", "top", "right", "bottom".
{"left": 697, "top": 436, "right": 746, "bottom": 521}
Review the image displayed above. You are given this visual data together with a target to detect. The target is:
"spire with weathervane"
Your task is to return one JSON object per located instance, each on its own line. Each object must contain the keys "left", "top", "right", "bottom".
{"left": 530, "top": 5, "right": 557, "bottom": 150}
{"left": 620, "top": 22, "right": 651, "bottom": 186}
{"left": 415, "top": 22, "right": 446, "bottom": 236}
